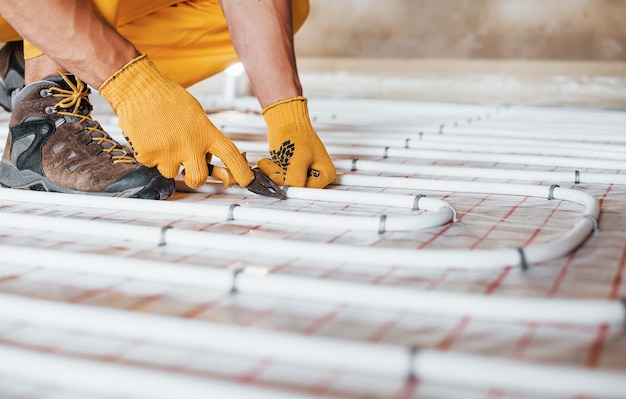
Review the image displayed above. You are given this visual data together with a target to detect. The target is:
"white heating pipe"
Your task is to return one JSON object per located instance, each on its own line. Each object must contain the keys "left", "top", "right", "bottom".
{"left": 0, "top": 180, "right": 451, "bottom": 211}
{"left": 467, "top": 112, "right": 625, "bottom": 123}
{"left": 0, "top": 345, "right": 317, "bottom": 399}
{"left": 484, "top": 119, "right": 626, "bottom": 131}
{"left": 0, "top": 294, "right": 624, "bottom": 398}
{"left": 226, "top": 128, "right": 626, "bottom": 163}
{"left": 235, "top": 141, "right": 626, "bottom": 170}
{"left": 285, "top": 186, "right": 451, "bottom": 210}
{"left": 0, "top": 211, "right": 521, "bottom": 269}
{"left": 239, "top": 272, "right": 623, "bottom": 326}
{"left": 176, "top": 181, "right": 453, "bottom": 211}
{"left": 414, "top": 350, "right": 626, "bottom": 398}
{"left": 334, "top": 174, "right": 599, "bottom": 207}
{"left": 461, "top": 111, "right": 626, "bottom": 125}
{"left": 319, "top": 132, "right": 625, "bottom": 155}
{"left": 317, "top": 136, "right": 626, "bottom": 161}
{"left": 234, "top": 204, "right": 453, "bottom": 232}
{"left": 0, "top": 188, "right": 453, "bottom": 233}
{"left": 0, "top": 293, "right": 410, "bottom": 377}
{"left": 442, "top": 126, "right": 626, "bottom": 144}
{"left": 0, "top": 179, "right": 598, "bottom": 270}
{"left": 215, "top": 103, "right": 624, "bottom": 127}
{"left": 2, "top": 244, "right": 622, "bottom": 325}
{"left": 334, "top": 159, "right": 626, "bottom": 185}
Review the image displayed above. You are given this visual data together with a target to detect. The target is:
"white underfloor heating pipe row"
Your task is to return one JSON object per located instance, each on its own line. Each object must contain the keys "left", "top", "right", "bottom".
{"left": 318, "top": 136, "right": 626, "bottom": 160}
{"left": 1, "top": 244, "right": 622, "bottom": 325}
{"left": 443, "top": 125, "right": 626, "bottom": 143}
{"left": 0, "top": 176, "right": 598, "bottom": 270}
{"left": 1, "top": 103, "right": 624, "bottom": 397}
{"left": 334, "top": 159, "right": 626, "bottom": 185}
{"left": 316, "top": 131, "right": 626, "bottom": 154}
{"left": 0, "top": 293, "right": 624, "bottom": 398}
{"left": 236, "top": 140, "right": 626, "bottom": 170}
{"left": 0, "top": 345, "right": 316, "bottom": 399}
{"left": 0, "top": 186, "right": 454, "bottom": 233}
{"left": 225, "top": 128, "right": 626, "bottom": 161}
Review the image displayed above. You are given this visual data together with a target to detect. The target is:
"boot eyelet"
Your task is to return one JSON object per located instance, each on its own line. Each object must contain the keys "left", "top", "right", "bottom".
{"left": 40, "top": 89, "right": 51, "bottom": 97}
{"left": 44, "top": 106, "right": 56, "bottom": 114}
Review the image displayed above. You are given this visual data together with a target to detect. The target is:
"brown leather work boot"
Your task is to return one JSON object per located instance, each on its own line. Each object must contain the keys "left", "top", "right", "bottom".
{"left": 0, "top": 73, "right": 175, "bottom": 199}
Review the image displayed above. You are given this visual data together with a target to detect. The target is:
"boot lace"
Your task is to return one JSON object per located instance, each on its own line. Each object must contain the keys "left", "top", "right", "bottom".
{"left": 49, "top": 74, "right": 135, "bottom": 164}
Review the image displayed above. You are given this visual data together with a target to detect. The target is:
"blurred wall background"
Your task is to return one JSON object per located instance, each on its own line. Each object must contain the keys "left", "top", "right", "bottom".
{"left": 295, "top": 0, "right": 625, "bottom": 61}
{"left": 289, "top": 0, "right": 626, "bottom": 109}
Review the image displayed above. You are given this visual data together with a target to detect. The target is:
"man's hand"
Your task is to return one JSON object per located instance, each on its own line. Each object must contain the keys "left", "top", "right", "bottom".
{"left": 99, "top": 54, "right": 254, "bottom": 189}
{"left": 257, "top": 96, "right": 335, "bottom": 188}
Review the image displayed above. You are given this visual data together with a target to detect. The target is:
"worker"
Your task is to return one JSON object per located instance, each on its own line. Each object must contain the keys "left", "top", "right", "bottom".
{"left": 0, "top": 0, "right": 336, "bottom": 199}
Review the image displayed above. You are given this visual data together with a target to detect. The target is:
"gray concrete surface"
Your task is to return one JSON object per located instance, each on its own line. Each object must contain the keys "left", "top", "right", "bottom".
{"left": 295, "top": 0, "right": 626, "bottom": 61}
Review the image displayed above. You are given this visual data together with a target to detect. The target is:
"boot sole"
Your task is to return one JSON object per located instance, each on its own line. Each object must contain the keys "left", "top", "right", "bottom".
{"left": 0, "top": 161, "right": 174, "bottom": 200}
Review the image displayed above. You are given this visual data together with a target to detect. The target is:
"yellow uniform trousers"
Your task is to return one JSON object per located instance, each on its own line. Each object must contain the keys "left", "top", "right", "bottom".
{"left": 0, "top": 0, "right": 309, "bottom": 88}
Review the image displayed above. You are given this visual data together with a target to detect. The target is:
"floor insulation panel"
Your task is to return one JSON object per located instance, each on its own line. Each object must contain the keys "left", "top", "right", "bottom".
{"left": 0, "top": 96, "right": 625, "bottom": 399}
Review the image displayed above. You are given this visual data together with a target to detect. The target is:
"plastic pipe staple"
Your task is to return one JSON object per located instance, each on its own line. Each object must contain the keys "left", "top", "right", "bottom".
{"left": 0, "top": 293, "right": 625, "bottom": 398}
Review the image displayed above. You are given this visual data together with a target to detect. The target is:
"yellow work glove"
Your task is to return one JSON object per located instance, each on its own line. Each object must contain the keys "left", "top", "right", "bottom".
{"left": 256, "top": 96, "right": 336, "bottom": 188}
{"left": 99, "top": 54, "right": 254, "bottom": 189}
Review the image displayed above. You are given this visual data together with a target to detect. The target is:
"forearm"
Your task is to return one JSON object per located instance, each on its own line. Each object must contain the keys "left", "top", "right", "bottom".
{"left": 220, "top": 0, "right": 302, "bottom": 108}
{"left": 0, "top": 0, "right": 138, "bottom": 87}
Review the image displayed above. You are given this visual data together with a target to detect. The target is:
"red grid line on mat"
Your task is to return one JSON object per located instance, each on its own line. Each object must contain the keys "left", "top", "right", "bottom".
{"left": 586, "top": 323, "right": 610, "bottom": 368}
{"left": 181, "top": 295, "right": 230, "bottom": 319}
{"left": 483, "top": 267, "right": 513, "bottom": 295}
{"left": 546, "top": 253, "right": 577, "bottom": 298}
{"left": 418, "top": 223, "right": 454, "bottom": 249}
{"left": 301, "top": 303, "right": 349, "bottom": 335}
{"left": 0, "top": 274, "right": 21, "bottom": 284}
{"left": 391, "top": 378, "right": 418, "bottom": 399}
{"left": 610, "top": 245, "right": 626, "bottom": 300}
{"left": 309, "top": 370, "right": 344, "bottom": 397}
{"left": 426, "top": 268, "right": 452, "bottom": 290}
{"left": 236, "top": 358, "right": 274, "bottom": 384}
{"left": 367, "top": 311, "right": 406, "bottom": 343}
{"left": 457, "top": 195, "right": 490, "bottom": 221}
{"left": 435, "top": 317, "right": 471, "bottom": 351}
{"left": 126, "top": 294, "right": 167, "bottom": 311}
{"left": 67, "top": 284, "right": 119, "bottom": 303}
{"left": 470, "top": 196, "right": 529, "bottom": 250}
{"left": 511, "top": 323, "right": 538, "bottom": 360}
{"left": 486, "top": 388, "right": 507, "bottom": 399}
{"left": 599, "top": 183, "right": 615, "bottom": 207}
{"left": 522, "top": 200, "right": 563, "bottom": 247}
{"left": 370, "top": 266, "right": 399, "bottom": 285}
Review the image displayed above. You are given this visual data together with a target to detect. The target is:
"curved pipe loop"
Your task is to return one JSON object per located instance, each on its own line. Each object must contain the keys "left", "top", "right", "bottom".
{"left": 0, "top": 187, "right": 454, "bottom": 234}
{"left": 0, "top": 175, "right": 599, "bottom": 271}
